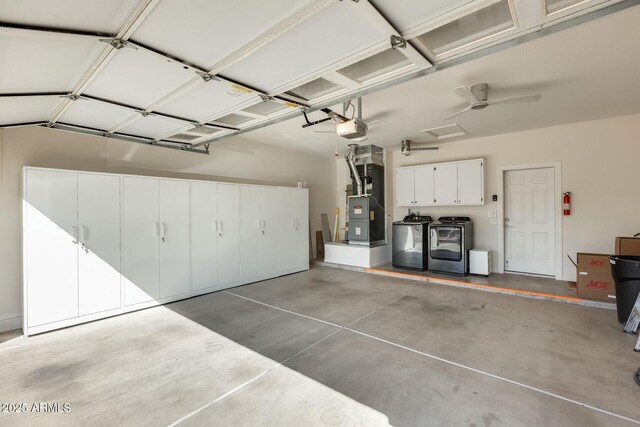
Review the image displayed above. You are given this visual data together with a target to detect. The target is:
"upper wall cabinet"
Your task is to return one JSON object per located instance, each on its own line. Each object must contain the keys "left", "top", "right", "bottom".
{"left": 395, "top": 159, "right": 484, "bottom": 207}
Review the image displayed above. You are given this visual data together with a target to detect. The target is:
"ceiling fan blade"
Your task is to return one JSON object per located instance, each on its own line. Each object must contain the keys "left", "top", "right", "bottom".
{"left": 442, "top": 105, "right": 472, "bottom": 121}
{"left": 364, "top": 111, "right": 392, "bottom": 122}
{"left": 490, "top": 94, "right": 542, "bottom": 105}
{"left": 453, "top": 86, "right": 479, "bottom": 104}
{"left": 367, "top": 120, "right": 386, "bottom": 130}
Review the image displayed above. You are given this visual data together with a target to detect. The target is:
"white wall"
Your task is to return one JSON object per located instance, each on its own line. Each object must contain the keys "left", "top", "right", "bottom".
{"left": 389, "top": 113, "right": 640, "bottom": 281}
{"left": 0, "top": 126, "right": 336, "bottom": 331}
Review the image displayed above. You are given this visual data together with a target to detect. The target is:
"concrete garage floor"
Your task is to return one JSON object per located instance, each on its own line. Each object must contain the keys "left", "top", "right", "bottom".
{"left": 1, "top": 266, "right": 639, "bottom": 426}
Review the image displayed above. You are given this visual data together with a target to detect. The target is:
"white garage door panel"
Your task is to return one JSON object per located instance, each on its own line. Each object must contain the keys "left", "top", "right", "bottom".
{"left": 0, "top": 0, "right": 139, "bottom": 34}
{"left": 370, "top": 0, "right": 474, "bottom": 34}
{"left": 25, "top": 169, "right": 79, "bottom": 327}
{"left": 85, "top": 49, "right": 195, "bottom": 109}
{"left": 0, "top": 35, "right": 103, "bottom": 93}
{"left": 0, "top": 96, "right": 64, "bottom": 125}
{"left": 59, "top": 98, "right": 135, "bottom": 131}
{"left": 119, "top": 114, "right": 185, "bottom": 139}
{"left": 158, "top": 82, "right": 259, "bottom": 122}
{"left": 222, "top": 2, "right": 387, "bottom": 92}
{"left": 130, "top": 0, "right": 316, "bottom": 69}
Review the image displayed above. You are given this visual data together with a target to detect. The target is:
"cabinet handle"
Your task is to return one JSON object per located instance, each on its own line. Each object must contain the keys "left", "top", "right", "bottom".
{"left": 71, "top": 226, "right": 79, "bottom": 244}
{"left": 218, "top": 220, "right": 223, "bottom": 236}
{"left": 213, "top": 220, "right": 218, "bottom": 233}
{"left": 257, "top": 219, "right": 262, "bottom": 231}
{"left": 154, "top": 223, "right": 160, "bottom": 237}
{"left": 161, "top": 223, "right": 167, "bottom": 238}
{"left": 80, "top": 226, "right": 88, "bottom": 243}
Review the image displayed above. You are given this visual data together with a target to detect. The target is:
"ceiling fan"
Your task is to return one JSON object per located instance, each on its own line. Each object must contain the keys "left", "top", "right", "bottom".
{"left": 443, "top": 83, "right": 541, "bottom": 121}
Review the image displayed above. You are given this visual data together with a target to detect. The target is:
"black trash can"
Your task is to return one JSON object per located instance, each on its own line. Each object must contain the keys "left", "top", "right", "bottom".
{"left": 610, "top": 256, "right": 640, "bottom": 324}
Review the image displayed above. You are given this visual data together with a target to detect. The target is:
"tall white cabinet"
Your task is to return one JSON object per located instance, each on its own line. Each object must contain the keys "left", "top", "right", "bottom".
{"left": 24, "top": 169, "right": 123, "bottom": 328}
{"left": 279, "top": 188, "right": 309, "bottom": 274}
{"left": 240, "top": 186, "right": 282, "bottom": 283}
{"left": 190, "top": 182, "right": 241, "bottom": 294}
{"left": 77, "top": 173, "right": 121, "bottom": 316}
{"left": 24, "top": 169, "right": 79, "bottom": 327}
{"left": 158, "top": 180, "right": 191, "bottom": 299}
{"left": 23, "top": 167, "right": 309, "bottom": 335}
{"left": 216, "top": 184, "right": 241, "bottom": 288}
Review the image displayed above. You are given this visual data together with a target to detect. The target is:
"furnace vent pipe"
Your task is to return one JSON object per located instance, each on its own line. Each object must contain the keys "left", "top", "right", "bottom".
{"left": 345, "top": 143, "right": 362, "bottom": 196}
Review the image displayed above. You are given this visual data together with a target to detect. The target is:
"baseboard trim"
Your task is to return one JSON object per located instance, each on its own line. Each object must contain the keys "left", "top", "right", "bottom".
{"left": 0, "top": 315, "right": 22, "bottom": 333}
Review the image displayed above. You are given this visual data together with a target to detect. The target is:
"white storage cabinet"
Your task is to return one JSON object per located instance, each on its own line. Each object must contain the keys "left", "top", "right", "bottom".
{"left": 23, "top": 167, "right": 309, "bottom": 335}
{"left": 395, "top": 158, "right": 484, "bottom": 207}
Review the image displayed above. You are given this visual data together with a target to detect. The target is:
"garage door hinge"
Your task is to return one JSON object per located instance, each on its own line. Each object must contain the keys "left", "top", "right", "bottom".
{"left": 195, "top": 71, "right": 219, "bottom": 83}
{"left": 99, "top": 38, "right": 136, "bottom": 50}
{"left": 390, "top": 35, "right": 406, "bottom": 50}
{"left": 61, "top": 94, "right": 81, "bottom": 101}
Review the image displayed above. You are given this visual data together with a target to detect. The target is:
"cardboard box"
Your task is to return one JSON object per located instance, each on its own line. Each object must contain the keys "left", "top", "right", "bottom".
{"left": 615, "top": 237, "right": 640, "bottom": 256}
{"left": 576, "top": 253, "right": 616, "bottom": 302}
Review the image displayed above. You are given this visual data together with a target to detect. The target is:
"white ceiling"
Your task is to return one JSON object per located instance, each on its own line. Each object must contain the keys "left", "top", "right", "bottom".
{"left": 0, "top": 0, "right": 635, "bottom": 152}
{"left": 235, "top": 4, "right": 640, "bottom": 156}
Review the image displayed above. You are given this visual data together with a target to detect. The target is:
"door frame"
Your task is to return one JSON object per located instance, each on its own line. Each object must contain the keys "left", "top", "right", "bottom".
{"left": 496, "top": 161, "right": 562, "bottom": 280}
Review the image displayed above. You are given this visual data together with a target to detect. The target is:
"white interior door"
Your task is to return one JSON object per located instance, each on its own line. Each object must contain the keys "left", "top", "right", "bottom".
{"left": 414, "top": 165, "right": 435, "bottom": 206}
{"left": 24, "top": 169, "right": 78, "bottom": 327}
{"left": 190, "top": 181, "right": 218, "bottom": 292}
{"left": 158, "top": 179, "right": 191, "bottom": 299}
{"left": 457, "top": 160, "right": 483, "bottom": 205}
{"left": 77, "top": 173, "right": 121, "bottom": 316}
{"left": 504, "top": 168, "right": 555, "bottom": 276}
{"left": 434, "top": 163, "right": 458, "bottom": 205}
{"left": 395, "top": 168, "right": 415, "bottom": 206}
{"left": 123, "top": 176, "right": 160, "bottom": 306}
{"left": 217, "top": 184, "right": 240, "bottom": 287}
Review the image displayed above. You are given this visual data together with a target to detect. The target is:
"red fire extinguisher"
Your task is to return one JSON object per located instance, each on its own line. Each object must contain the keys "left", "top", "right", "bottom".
{"left": 563, "top": 192, "right": 571, "bottom": 216}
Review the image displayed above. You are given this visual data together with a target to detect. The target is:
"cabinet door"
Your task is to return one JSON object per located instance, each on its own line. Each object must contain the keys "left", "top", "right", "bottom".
{"left": 414, "top": 165, "right": 435, "bottom": 206}
{"left": 395, "top": 168, "right": 415, "bottom": 206}
{"left": 191, "top": 181, "right": 217, "bottom": 292}
{"left": 277, "top": 188, "right": 306, "bottom": 274}
{"left": 240, "top": 185, "right": 263, "bottom": 282}
{"left": 261, "top": 187, "right": 282, "bottom": 279}
{"left": 217, "top": 184, "right": 240, "bottom": 287}
{"left": 293, "top": 189, "right": 310, "bottom": 271}
{"left": 123, "top": 176, "right": 159, "bottom": 306}
{"left": 77, "top": 173, "right": 121, "bottom": 316}
{"left": 158, "top": 179, "right": 191, "bottom": 299}
{"left": 24, "top": 169, "right": 78, "bottom": 327}
{"left": 457, "top": 160, "right": 484, "bottom": 205}
{"left": 434, "top": 163, "right": 458, "bottom": 206}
